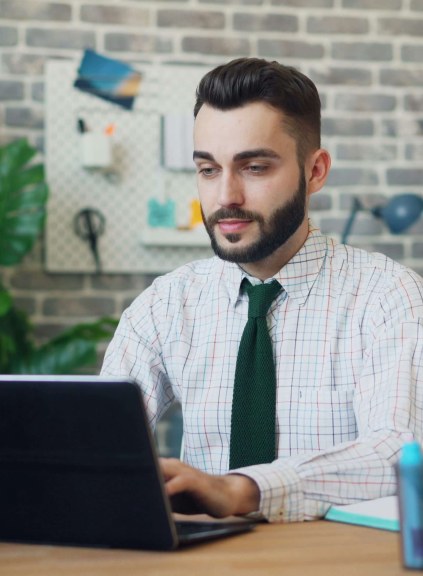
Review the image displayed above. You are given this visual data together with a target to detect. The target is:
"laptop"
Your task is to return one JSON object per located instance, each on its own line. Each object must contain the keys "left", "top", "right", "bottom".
{"left": 0, "top": 375, "right": 255, "bottom": 550}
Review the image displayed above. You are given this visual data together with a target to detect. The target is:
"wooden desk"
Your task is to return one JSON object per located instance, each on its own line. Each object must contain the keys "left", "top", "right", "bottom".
{"left": 0, "top": 520, "right": 406, "bottom": 576}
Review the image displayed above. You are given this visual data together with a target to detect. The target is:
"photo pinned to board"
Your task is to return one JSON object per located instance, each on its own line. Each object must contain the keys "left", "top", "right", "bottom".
{"left": 74, "top": 49, "right": 142, "bottom": 110}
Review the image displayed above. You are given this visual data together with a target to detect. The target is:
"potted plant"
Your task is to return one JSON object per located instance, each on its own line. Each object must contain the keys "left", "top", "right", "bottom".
{"left": 0, "top": 138, "right": 116, "bottom": 374}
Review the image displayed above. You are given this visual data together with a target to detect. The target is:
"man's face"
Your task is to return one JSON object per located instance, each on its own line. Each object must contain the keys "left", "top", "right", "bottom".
{"left": 193, "top": 102, "right": 309, "bottom": 266}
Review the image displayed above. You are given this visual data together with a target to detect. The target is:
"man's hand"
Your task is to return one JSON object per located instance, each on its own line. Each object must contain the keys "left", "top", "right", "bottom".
{"left": 160, "top": 458, "right": 260, "bottom": 518}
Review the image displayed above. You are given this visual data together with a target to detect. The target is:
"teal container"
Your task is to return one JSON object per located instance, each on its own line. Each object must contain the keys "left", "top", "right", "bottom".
{"left": 397, "top": 441, "right": 423, "bottom": 570}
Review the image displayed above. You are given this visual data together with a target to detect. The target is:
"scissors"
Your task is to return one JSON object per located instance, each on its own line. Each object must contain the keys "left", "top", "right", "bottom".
{"left": 73, "top": 208, "right": 106, "bottom": 273}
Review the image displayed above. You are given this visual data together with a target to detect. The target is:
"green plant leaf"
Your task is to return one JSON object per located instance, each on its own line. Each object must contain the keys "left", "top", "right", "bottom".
{"left": 0, "top": 138, "right": 119, "bottom": 377}
{"left": 6, "top": 182, "right": 48, "bottom": 213}
{"left": 0, "top": 286, "right": 12, "bottom": 316}
{"left": 0, "top": 139, "right": 49, "bottom": 267}
{"left": 11, "top": 317, "right": 118, "bottom": 375}
{"left": 0, "top": 302, "right": 34, "bottom": 373}
{"left": 13, "top": 339, "right": 98, "bottom": 375}
{"left": 0, "top": 138, "right": 36, "bottom": 177}
{"left": 12, "top": 163, "right": 45, "bottom": 191}
{"left": 50, "top": 317, "right": 118, "bottom": 345}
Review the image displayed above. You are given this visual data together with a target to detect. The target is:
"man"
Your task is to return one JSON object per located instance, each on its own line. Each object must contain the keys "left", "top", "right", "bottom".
{"left": 101, "top": 58, "right": 423, "bottom": 523}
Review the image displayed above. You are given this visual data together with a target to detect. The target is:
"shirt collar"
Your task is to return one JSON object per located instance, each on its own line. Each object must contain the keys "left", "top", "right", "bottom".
{"left": 218, "top": 222, "right": 329, "bottom": 307}
{"left": 273, "top": 223, "right": 328, "bottom": 305}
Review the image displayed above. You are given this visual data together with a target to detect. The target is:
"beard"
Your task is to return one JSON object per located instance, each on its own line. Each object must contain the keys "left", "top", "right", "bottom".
{"left": 202, "top": 171, "right": 307, "bottom": 263}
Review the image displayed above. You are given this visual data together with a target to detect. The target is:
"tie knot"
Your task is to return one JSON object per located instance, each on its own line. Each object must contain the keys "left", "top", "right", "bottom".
{"left": 243, "top": 279, "right": 281, "bottom": 318}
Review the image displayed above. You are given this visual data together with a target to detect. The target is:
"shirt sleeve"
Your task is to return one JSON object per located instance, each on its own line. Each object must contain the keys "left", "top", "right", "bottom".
{"left": 233, "top": 273, "right": 423, "bottom": 523}
{"left": 100, "top": 285, "right": 175, "bottom": 429}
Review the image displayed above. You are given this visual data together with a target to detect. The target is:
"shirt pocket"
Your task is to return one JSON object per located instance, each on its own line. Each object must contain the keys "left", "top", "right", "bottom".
{"left": 278, "top": 388, "right": 357, "bottom": 455}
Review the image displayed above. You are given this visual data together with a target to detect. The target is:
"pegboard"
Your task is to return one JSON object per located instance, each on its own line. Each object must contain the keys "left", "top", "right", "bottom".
{"left": 45, "top": 59, "right": 213, "bottom": 274}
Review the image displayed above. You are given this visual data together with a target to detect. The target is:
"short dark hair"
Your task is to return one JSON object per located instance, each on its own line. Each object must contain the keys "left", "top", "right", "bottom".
{"left": 194, "top": 57, "right": 321, "bottom": 164}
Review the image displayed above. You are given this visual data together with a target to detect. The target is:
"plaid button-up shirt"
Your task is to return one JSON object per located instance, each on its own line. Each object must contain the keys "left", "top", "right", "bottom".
{"left": 101, "top": 223, "right": 423, "bottom": 522}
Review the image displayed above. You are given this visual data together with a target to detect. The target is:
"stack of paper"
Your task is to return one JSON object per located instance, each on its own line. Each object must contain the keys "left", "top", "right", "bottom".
{"left": 325, "top": 496, "right": 399, "bottom": 531}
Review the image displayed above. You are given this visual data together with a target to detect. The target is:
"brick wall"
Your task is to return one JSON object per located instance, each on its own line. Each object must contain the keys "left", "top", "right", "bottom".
{"left": 1, "top": 0, "right": 423, "bottom": 349}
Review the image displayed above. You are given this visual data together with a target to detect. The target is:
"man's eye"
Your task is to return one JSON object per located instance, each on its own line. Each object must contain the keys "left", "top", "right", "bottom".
{"left": 248, "top": 164, "right": 267, "bottom": 173}
{"left": 199, "top": 167, "right": 216, "bottom": 176}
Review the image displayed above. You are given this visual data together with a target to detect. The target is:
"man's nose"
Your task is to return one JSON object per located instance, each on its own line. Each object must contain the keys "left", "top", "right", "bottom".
{"left": 217, "top": 171, "right": 244, "bottom": 207}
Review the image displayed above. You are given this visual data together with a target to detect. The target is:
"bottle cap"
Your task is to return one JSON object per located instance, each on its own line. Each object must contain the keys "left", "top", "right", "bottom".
{"left": 401, "top": 441, "right": 423, "bottom": 466}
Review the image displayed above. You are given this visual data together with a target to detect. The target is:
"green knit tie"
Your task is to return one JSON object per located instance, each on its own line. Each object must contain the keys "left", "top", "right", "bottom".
{"left": 229, "top": 278, "right": 282, "bottom": 469}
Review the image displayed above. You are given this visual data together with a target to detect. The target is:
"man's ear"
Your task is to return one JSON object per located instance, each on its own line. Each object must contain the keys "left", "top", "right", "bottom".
{"left": 306, "top": 148, "right": 331, "bottom": 196}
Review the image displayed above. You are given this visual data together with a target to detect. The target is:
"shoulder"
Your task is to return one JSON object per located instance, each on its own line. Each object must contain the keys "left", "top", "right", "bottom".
{"left": 152, "top": 256, "right": 223, "bottom": 295}
{"left": 331, "top": 240, "right": 421, "bottom": 284}
{"left": 328, "top": 239, "right": 423, "bottom": 317}
{"left": 127, "top": 256, "right": 225, "bottom": 313}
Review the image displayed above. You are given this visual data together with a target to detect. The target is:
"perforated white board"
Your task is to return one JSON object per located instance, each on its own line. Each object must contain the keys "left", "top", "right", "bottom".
{"left": 45, "top": 60, "right": 213, "bottom": 273}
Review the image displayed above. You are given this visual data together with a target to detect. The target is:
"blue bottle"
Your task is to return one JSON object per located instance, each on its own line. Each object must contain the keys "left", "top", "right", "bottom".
{"left": 397, "top": 441, "right": 423, "bottom": 570}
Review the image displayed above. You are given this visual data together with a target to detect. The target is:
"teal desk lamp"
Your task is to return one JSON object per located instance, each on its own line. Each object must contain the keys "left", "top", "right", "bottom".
{"left": 341, "top": 193, "right": 423, "bottom": 244}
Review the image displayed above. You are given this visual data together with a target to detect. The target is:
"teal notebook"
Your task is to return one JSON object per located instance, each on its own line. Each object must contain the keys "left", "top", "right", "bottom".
{"left": 325, "top": 496, "right": 399, "bottom": 532}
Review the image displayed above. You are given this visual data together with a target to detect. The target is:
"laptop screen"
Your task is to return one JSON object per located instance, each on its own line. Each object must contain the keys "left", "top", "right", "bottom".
{"left": 0, "top": 375, "right": 178, "bottom": 550}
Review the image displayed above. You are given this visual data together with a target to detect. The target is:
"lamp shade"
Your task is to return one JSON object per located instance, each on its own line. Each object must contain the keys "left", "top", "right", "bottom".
{"left": 372, "top": 194, "right": 423, "bottom": 234}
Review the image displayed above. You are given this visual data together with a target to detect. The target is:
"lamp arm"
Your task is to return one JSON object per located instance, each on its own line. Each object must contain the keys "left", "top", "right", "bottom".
{"left": 341, "top": 197, "right": 363, "bottom": 244}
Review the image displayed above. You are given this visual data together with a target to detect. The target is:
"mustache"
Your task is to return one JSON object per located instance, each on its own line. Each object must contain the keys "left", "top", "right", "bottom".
{"left": 206, "top": 207, "right": 264, "bottom": 228}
